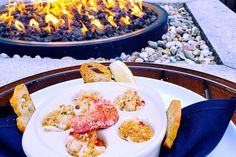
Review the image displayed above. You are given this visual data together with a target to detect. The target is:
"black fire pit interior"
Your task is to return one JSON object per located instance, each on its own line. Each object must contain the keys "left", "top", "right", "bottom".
{"left": 0, "top": 2, "right": 168, "bottom": 59}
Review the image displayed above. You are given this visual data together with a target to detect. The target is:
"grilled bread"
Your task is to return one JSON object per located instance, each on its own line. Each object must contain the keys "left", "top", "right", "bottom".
{"left": 163, "top": 99, "right": 182, "bottom": 149}
{"left": 10, "top": 84, "right": 36, "bottom": 132}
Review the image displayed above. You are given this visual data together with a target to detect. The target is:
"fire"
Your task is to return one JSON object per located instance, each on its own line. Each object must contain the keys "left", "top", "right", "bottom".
{"left": 29, "top": 19, "right": 41, "bottom": 32}
{"left": 106, "top": 15, "right": 117, "bottom": 27}
{"left": 91, "top": 19, "right": 104, "bottom": 30}
{"left": 120, "top": 16, "right": 130, "bottom": 25}
{"left": 80, "top": 21, "right": 88, "bottom": 34}
{"left": 14, "top": 20, "right": 25, "bottom": 32}
{"left": 0, "top": 0, "right": 144, "bottom": 34}
{"left": 45, "top": 14, "right": 65, "bottom": 30}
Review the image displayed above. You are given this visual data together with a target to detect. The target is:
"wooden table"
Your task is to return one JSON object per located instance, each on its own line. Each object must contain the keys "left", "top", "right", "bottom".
{"left": 0, "top": 63, "right": 235, "bottom": 124}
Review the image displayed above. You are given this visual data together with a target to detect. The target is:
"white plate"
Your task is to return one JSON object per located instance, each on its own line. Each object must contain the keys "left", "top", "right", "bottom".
{"left": 24, "top": 76, "right": 236, "bottom": 157}
{"left": 23, "top": 82, "right": 167, "bottom": 157}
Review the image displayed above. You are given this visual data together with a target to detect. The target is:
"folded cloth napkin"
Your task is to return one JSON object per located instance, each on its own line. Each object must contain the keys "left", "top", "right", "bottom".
{"left": 160, "top": 98, "right": 236, "bottom": 157}
{"left": 0, "top": 112, "right": 25, "bottom": 157}
{"left": 0, "top": 99, "right": 235, "bottom": 157}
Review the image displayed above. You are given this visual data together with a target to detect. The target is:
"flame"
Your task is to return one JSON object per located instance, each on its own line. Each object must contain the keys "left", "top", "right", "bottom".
{"left": 80, "top": 21, "right": 88, "bottom": 34}
{"left": 1, "top": 0, "right": 145, "bottom": 34}
{"left": 103, "top": 0, "right": 116, "bottom": 9}
{"left": 106, "top": 15, "right": 117, "bottom": 27}
{"left": 45, "top": 14, "right": 64, "bottom": 30}
{"left": 85, "top": 12, "right": 104, "bottom": 30}
{"left": 130, "top": 0, "right": 143, "bottom": 17}
{"left": 45, "top": 23, "right": 51, "bottom": 33}
{"left": 120, "top": 16, "right": 130, "bottom": 25}
{"left": 91, "top": 19, "right": 104, "bottom": 30}
{"left": 118, "top": 0, "right": 127, "bottom": 10}
{"left": 17, "top": 1, "right": 26, "bottom": 15}
{"left": 88, "top": 0, "right": 98, "bottom": 12}
{"left": 29, "top": 19, "right": 41, "bottom": 32}
{"left": 14, "top": 20, "right": 25, "bottom": 32}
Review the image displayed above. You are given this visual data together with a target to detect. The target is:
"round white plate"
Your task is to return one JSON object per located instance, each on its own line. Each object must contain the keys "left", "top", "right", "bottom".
{"left": 25, "top": 76, "right": 236, "bottom": 157}
{"left": 23, "top": 82, "right": 167, "bottom": 157}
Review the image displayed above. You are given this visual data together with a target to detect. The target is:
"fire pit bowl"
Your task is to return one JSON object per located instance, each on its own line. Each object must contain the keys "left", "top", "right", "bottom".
{"left": 0, "top": 2, "right": 168, "bottom": 59}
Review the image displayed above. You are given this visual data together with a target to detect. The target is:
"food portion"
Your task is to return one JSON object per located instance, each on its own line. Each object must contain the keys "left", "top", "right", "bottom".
{"left": 109, "top": 60, "right": 136, "bottom": 83}
{"left": 10, "top": 68, "right": 166, "bottom": 157}
{"left": 114, "top": 89, "right": 145, "bottom": 111}
{"left": 163, "top": 99, "right": 182, "bottom": 149}
{"left": 118, "top": 118, "right": 154, "bottom": 143}
{"left": 10, "top": 84, "right": 36, "bottom": 132}
{"left": 73, "top": 90, "right": 102, "bottom": 114}
{"left": 66, "top": 131, "right": 106, "bottom": 157}
{"left": 80, "top": 62, "right": 113, "bottom": 83}
{"left": 71, "top": 99, "right": 119, "bottom": 134}
{"left": 42, "top": 104, "right": 75, "bottom": 131}
{"left": 80, "top": 61, "right": 136, "bottom": 83}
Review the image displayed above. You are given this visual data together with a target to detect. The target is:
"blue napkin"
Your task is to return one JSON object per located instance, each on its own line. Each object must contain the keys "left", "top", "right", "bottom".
{"left": 160, "top": 98, "right": 236, "bottom": 157}
{"left": 0, "top": 112, "right": 25, "bottom": 157}
{"left": 0, "top": 99, "right": 235, "bottom": 157}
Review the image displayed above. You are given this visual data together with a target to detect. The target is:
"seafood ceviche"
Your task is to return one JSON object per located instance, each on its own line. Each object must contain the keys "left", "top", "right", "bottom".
{"left": 41, "top": 88, "right": 152, "bottom": 157}
{"left": 118, "top": 118, "right": 154, "bottom": 143}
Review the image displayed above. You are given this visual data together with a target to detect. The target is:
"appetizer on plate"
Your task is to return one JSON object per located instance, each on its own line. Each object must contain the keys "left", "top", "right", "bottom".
{"left": 114, "top": 88, "right": 145, "bottom": 111}
{"left": 163, "top": 100, "right": 182, "bottom": 149}
{"left": 66, "top": 131, "right": 106, "bottom": 157}
{"left": 80, "top": 62, "right": 113, "bottom": 83}
{"left": 10, "top": 83, "right": 36, "bottom": 132}
{"left": 118, "top": 118, "right": 154, "bottom": 143}
{"left": 10, "top": 61, "right": 179, "bottom": 157}
{"left": 42, "top": 104, "right": 75, "bottom": 131}
{"left": 71, "top": 99, "right": 119, "bottom": 134}
{"left": 73, "top": 90, "right": 102, "bottom": 114}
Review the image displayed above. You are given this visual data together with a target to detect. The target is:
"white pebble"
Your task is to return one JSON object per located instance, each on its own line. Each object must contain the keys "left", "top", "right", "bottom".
{"left": 126, "top": 56, "right": 137, "bottom": 62}
{"left": 175, "top": 41, "right": 182, "bottom": 48}
{"left": 169, "top": 26, "right": 176, "bottom": 34}
{"left": 196, "top": 36, "right": 202, "bottom": 41}
{"left": 145, "top": 47, "right": 155, "bottom": 54}
{"left": 120, "top": 52, "right": 127, "bottom": 60}
{"left": 154, "top": 59, "right": 161, "bottom": 64}
{"left": 132, "top": 52, "right": 140, "bottom": 56}
{"left": 176, "top": 27, "right": 183, "bottom": 33}
{"left": 185, "top": 59, "right": 195, "bottom": 64}
{"left": 13, "top": 54, "right": 21, "bottom": 59}
{"left": 201, "top": 49, "right": 210, "bottom": 56}
{"left": 62, "top": 56, "right": 76, "bottom": 60}
{"left": 23, "top": 55, "right": 30, "bottom": 59}
{"left": 183, "top": 34, "right": 190, "bottom": 41}
{"left": 35, "top": 55, "right": 41, "bottom": 59}
{"left": 139, "top": 52, "right": 149, "bottom": 59}
{"left": 163, "top": 59, "right": 171, "bottom": 64}
{"left": 0, "top": 53, "right": 9, "bottom": 58}
{"left": 135, "top": 58, "right": 144, "bottom": 62}
{"left": 166, "top": 42, "right": 175, "bottom": 48}
{"left": 200, "top": 44, "right": 209, "bottom": 50}
{"left": 170, "top": 46, "right": 177, "bottom": 55}
{"left": 162, "top": 34, "right": 167, "bottom": 40}
{"left": 193, "top": 50, "right": 200, "bottom": 56}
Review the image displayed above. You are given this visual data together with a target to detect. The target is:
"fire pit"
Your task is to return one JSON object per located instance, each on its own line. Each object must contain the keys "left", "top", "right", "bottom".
{"left": 0, "top": 0, "right": 168, "bottom": 59}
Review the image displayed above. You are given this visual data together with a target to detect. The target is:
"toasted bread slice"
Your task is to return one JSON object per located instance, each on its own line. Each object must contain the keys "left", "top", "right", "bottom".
{"left": 80, "top": 62, "right": 112, "bottom": 83}
{"left": 163, "top": 99, "right": 181, "bottom": 149}
{"left": 10, "top": 84, "right": 36, "bottom": 132}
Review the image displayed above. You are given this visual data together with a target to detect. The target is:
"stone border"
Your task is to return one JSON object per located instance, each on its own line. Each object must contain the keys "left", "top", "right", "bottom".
{"left": 185, "top": 0, "right": 236, "bottom": 69}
